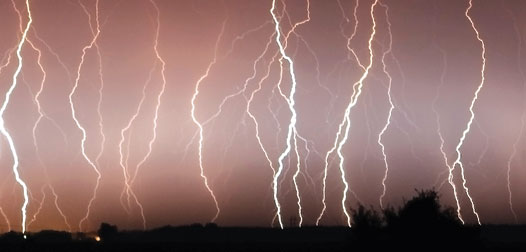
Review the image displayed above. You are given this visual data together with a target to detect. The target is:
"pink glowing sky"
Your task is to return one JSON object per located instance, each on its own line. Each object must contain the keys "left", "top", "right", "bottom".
{"left": 0, "top": 0, "right": 524, "bottom": 232}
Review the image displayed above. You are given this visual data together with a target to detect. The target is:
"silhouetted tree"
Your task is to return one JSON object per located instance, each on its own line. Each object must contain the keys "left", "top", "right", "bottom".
{"left": 381, "top": 189, "right": 479, "bottom": 248}
{"left": 97, "top": 223, "right": 118, "bottom": 242}
{"left": 350, "top": 189, "right": 480, "bottom": 248}
{"left": 350, "top": 204, "right": 383, "bottom": 245}
{"left": 383, "top": 189, "right": 461, "bottom": 232}
{"left": 351, "top": 205, "right": 382, "bottom": 232}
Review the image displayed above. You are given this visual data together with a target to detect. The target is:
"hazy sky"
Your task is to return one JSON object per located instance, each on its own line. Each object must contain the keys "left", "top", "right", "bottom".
{"left": 0, "top": 0, "right": 525, "bottom": 232}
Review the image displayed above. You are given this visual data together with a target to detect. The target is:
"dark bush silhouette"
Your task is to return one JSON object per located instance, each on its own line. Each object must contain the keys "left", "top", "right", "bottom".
{"left": 384, "top": 189, "right": 461, "bottom": 229}
{"left": 350, "top": 189, "right": 481, "bottom": 248}
{"left": 97, "top": 222, "right": 118, "bottom": 242}
{"left": 351, "top": 205, "right": 382, "bottom": 232}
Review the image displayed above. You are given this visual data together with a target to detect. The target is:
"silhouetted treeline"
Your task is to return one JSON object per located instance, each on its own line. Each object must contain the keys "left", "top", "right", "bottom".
{"left": 349, "top": 189, "right": 482, "bottom": 249}
{"left": 0, "top": 189, "right": 524, "bottom": 251}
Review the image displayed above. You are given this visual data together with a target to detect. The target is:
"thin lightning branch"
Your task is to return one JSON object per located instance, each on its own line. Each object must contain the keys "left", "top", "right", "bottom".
{"left": 0, "top": 0, "right": 32, "bottom": 234}
{"left": 118, "top": 62, "right": 155, "bottom": 227}
{"left": 77, "top": 1, "right": 106, "bottom": 171}
{"left": 317, "top": 0, "right": 379, "bottom": 227}
{"left": 0, "top": 207, "right": 11, "bottom": 232}
{"left": 181, "top": 21, "right": 274, "bottom": 160}
{"left": 378, "top": 1, "right": 394, "bottom": 209}
{"left": 126, "top": 0, "right": 170, "bottom": 229}
{"left": 23, "top": 31, "right": 72, "bottom": 233}
{"left": 190, "top": 20, "right": 227, "bottom": 223}
{"left": 505, "top": 10, "right": 524, "bottom": 224}
{"left": 9, "top": 0, "right": 72, "bottom": 231}
{"left": 449, "top": 0, "right": 485, "bottom": 225}
{"left": 433, "top": 44, "right": 466, "bottom": 223}
{"left": 317, "top": 0, "right": 364, "bottom": 226}
{"left": 78, "top": 0, "right": 107, "bottom": 171}
{"left": 71, "top": 0, "right": 102, "bottom": 232}
{"left": 27, "top": 185, "right": 46, "bottom": 229}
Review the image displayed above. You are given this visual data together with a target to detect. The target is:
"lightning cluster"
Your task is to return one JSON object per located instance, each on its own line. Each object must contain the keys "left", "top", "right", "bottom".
{"left": 0, "top": 0, "right": 523, "bottom": 233}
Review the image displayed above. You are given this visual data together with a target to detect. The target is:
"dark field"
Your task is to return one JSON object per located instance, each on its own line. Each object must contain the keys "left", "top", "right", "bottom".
{"left": 0, "top": 224, "right": 524, "bottom": 252}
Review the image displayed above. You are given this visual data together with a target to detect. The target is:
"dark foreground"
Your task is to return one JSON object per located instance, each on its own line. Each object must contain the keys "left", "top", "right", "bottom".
{"left": 0, "top": 225, "right": 525, "bottom": 252}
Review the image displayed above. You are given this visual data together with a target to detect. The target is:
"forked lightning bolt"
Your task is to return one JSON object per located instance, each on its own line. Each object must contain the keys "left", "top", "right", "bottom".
{"left": 317, "top": 0, "right": 379, "bottom": 227}
{"left": 190, "top": 20, "right": 227, "bottom": 223}
{"left": 269, "top": 0, "right": 310, "bottom": 229}
{"left": 0, "top": 0, "right": 32, "bottom": 234}
{"left": 126, "top": 0, "right": 170, "bottom": 229}
{"left": 70, "top": 0, "right": 102, "bottom": 231}
{"left": 448, "top": 0, "right": 485, "bottom": 225}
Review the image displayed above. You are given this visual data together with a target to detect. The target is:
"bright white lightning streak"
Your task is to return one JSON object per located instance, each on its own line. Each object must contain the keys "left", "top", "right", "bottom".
{"left": 10, "top": 0, "right": 72, "bottom": 230}
{"left": 292, "top": 128, "right": 303, "bottom": 227}
{"left": 378, "top": 1, "right": 394, "bottom": 210}
{"left": 190, "top": 20, "right": 227, "bottom": 223}
{"left": 71, "top": 0, "right": 101, "bottom": 231}
{"left": 79, "top": 0, "right": 107, "bottom": 170}
{"left": 269, "top": 0, "right": 310, "bottom": 229}
{"left": 6, "top": 3, "right": 71, "bottom": 230}
{"left": 12, "top": 4, "right": 50, "bottom": 232}
{"left": 246, "top": 53, "right": 281, "bottom": 227}
{"left": 317, "top": 0, "right": 364, "bottom": 226}
{"left": 432, "top": 44, "right": 466, "bottom": 223}
{"left": 317, "top": 0, "right": 379, "bottom": 227}
{"left": 24, "top": 28, "right": 72, "bottom": 231}
{"left": 449, "top": 0, "right": 485, "bottom": 225}
{"left": 0, "top": 0, "right": 32, "bottom": 234}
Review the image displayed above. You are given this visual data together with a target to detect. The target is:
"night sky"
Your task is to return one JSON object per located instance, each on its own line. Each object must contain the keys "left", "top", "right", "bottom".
{"left": 0, "top": 0, "right": 525, "bottom": 232}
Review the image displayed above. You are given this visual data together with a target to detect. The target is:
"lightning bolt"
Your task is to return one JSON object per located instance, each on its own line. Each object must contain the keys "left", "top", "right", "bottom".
{"left": 125, "top": 0, "right": 170, "bottom": 229}
{"left": 431, "top": 43, "right": 465, "bottom": 222}
{"left": 378, "top": 1, "right": 394, "bottom": 210}
{"left": 317, "top": 0, "right": 363, "bottom": 226}
{"left": 70, "top": 0, "right": 102, "bottom": 231}
{"left": 427, "top": 0, "right": 466, "bottom": 222}
{"left": 78, "top": 0, "right": 107, "bottom": 175}
{"left": 190, "top": 20, "right": 227, "bottom": 223}
{"left": 117, "top": 63, "right": 155, "bottom": 227}
{"left": 116, "top": 4, "right": 168, "bottom": 225}
{"left": 448, "top": 0, "right": 485, "bottom": 225}
{"left": 8, "top": 0, "right": 73, "bottom": 232}
{"left": 317, "top": 0, "right": 379, "bottom": 227}
{"left": 269, "top": 0, "right": 310, "bottom": 229}
{"left": 0, "top": 0, "right": 32, "bottom": 234}
{"left": 179, "top": 16, "right": 277, "bottom": 225}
